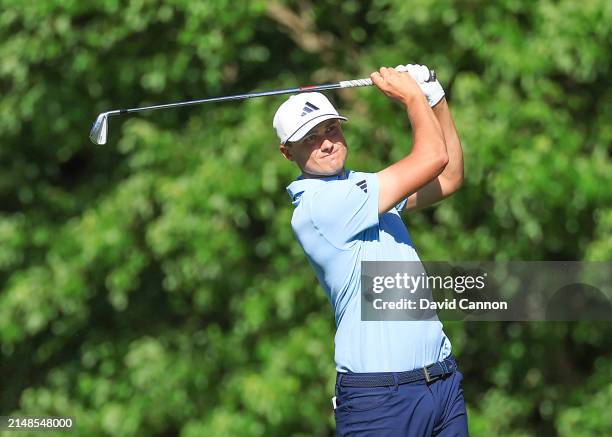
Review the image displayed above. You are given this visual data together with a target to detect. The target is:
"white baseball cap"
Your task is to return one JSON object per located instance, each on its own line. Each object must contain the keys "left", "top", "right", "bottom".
{"left": 273, "top": 92, "right": 348, "bottom": 145}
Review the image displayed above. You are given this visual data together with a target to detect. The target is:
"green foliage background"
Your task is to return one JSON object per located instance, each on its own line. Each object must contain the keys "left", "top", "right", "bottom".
{"left": 1, "top": 0, "right": 610, "bottom": 435}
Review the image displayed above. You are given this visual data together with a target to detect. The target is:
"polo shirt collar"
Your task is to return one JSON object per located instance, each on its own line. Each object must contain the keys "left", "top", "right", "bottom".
{"left": 286, "top": 169, "right": 351, "bottom": 205}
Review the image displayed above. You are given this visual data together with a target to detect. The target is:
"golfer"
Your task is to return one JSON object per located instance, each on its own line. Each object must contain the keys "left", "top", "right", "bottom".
{"left": 273, "top": 65, "right": 467, "bottom": 436}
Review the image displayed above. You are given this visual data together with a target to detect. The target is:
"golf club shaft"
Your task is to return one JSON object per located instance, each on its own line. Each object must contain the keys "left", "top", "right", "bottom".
{"left": 90, "top": 66, "right": 436, "bottom": 144}
{"left": 107, "top": 69, "right": 436, "bottom": 116}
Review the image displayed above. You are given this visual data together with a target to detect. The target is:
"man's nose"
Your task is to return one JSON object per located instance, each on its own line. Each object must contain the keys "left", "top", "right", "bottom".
{"left": 320, "top": 138, "right": 334, "bottom": 153}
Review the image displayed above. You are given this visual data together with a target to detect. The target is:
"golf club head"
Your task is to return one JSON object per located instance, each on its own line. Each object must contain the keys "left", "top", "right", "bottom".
{"left": 89, "top": 112, "right": 109, "bottom": 145}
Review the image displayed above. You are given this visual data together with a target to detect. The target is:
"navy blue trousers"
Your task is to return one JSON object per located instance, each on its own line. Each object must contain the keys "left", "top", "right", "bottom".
{"left": 334, "top": 363, "right": 468, "bottom": 436}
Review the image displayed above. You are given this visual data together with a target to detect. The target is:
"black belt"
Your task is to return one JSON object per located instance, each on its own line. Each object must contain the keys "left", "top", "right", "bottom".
{"left": 338, "top": 356, "right": 457, "bottom": 388}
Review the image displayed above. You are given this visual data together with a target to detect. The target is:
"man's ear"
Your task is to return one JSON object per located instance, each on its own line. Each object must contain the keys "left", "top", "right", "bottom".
{"left": 279, "top": 143, "right": 293, "bottom": 161}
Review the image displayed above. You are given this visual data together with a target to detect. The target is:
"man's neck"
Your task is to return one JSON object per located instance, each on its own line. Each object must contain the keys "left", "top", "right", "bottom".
{"left": 301, "top": 169, "right": 347, "bottom": 180}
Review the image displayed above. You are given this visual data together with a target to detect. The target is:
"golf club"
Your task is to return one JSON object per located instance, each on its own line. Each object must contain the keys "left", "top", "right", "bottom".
{"left": 89, "top": 66, "right": 436, "bottom": 145}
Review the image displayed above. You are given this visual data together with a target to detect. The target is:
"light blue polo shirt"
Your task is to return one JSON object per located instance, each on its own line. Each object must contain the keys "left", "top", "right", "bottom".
{"left": 287, "top": 170, "right": 452, "bottom": 373}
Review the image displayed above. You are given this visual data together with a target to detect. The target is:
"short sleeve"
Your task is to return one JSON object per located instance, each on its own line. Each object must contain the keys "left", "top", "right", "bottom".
{"left": 308, "top": 172, "right": 379, "bottom": 245}
{"left": 395, "top": 198, "right": 408, "bottom": 212}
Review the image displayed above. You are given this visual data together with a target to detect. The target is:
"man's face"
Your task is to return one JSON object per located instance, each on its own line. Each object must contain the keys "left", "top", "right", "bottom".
{"left": 279, "top": 119, "right": 347, "bottom": 177}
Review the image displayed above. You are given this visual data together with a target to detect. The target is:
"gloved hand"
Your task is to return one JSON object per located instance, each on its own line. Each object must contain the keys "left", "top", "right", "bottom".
{"left": 396, "top": 64, "right": 445, "bottom": 107}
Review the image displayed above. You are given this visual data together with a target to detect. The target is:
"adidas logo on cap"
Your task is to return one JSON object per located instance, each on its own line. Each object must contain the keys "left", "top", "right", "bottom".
{"left": 301, "top": 102, "right": 320, "bottom": 116}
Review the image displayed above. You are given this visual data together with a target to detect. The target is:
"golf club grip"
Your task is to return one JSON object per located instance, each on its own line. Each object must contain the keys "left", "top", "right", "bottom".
{"left": 339, "top": 69, "right": 436, "bottom": 89}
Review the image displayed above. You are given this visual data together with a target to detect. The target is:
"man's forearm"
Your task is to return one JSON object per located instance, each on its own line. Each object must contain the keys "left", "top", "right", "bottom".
{"left": 405, "top": 94, "right": 447, "bottom": 161}
{"left": 373, "top": 66, "right": 449, "bottom": 214}
{"left": 433, "top": 99, "right": 463, "bottom": 188}
{"left": 376, "top": 90, "right": 448, "bottom": 214}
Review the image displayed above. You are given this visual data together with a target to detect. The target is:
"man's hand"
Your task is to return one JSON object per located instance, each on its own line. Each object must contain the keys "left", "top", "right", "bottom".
{"left": 370, "top": 67, "right": 428, "bottom": 106}
{"left": 396, "top": 64, "right": 445, "bottom": 107}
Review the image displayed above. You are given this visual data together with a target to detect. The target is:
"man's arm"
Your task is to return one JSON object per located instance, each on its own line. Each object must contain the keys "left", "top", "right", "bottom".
{"left": 372, "top": 67, "right": 449, "bottom": 214}
{"left": 402, "top": 98, "right": 464, "bottom": 212}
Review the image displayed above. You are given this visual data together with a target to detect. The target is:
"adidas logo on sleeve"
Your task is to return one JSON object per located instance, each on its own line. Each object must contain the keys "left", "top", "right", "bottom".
{"left": 356, "top": 180, "right": 368, "bottom": 193}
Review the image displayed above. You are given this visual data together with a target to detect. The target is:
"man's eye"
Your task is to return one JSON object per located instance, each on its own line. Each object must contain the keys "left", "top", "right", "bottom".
{"left": 326, "top": 125, "right": 337, "bottom": 133}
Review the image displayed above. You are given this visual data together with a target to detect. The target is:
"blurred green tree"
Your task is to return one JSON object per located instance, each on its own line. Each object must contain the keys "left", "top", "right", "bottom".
{"left": 1, "top": 0, "right": 610, "bottom": 435}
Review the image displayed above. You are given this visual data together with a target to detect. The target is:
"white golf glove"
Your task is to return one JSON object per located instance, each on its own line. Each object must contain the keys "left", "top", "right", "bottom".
{"left": 396, "top": 64, "right": 445, "bottom": 107}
